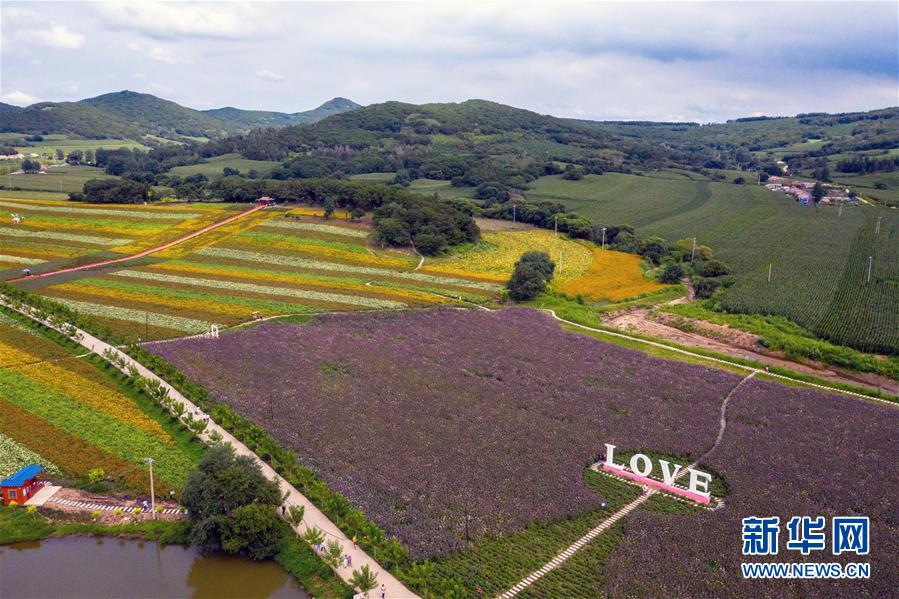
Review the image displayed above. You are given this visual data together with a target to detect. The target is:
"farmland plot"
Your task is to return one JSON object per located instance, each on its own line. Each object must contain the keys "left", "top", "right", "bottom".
{"left": 544, "top": 172, "right": 899, "bottom": 353}
{"left": 0, "top": 197, "right": 238, "bottom": 276}
{"left": 29, "top": 211, "right": 502, "bottom": 339}
{"left": 0, "top": 310, "right": 199, "bottom": 493}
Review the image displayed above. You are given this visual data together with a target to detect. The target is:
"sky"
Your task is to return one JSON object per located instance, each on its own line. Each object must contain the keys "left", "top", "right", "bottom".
{"left": 1, "top": 1, "right": 897, "bottom": 123}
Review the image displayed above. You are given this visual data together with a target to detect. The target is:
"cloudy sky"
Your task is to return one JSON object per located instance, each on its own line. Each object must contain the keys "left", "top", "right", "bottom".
{"left": 1, "top": 1, "right": 897, "bottom": 122}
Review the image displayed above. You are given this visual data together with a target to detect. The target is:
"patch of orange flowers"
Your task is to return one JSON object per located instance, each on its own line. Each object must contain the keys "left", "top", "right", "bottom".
{"left": 562, "top": 247, "right": 670, "bottom": 301}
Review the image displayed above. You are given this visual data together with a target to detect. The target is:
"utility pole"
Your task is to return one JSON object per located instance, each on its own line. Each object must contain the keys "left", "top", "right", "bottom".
{"left": 875, "top": 216, "right": 882, "bottom": 234}
{"left": 144, "top": 457, "right": 156, "bottom": 519}
{"left": 690, "top": 237, "right": 697, "bottom": 262}
{"left": 767, "top": 263, "right": 772, "bottom": 285}
{"left": 601, "top": 227, "right": 606, "bottom": 250}
{"left": 554, "top": 214, "right": 558, "bottom": 237}
{"left": 512, "top": 204, "right": 516, "bottom": 223}
{"left": 866, "top": 256, "right": 873, "bottom": 285}
{"left": 838, "top": 204, "right": 843, "bottom": 218}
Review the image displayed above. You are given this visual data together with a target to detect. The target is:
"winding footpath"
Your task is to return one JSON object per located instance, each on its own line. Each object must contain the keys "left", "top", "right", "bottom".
{"left": 4, "top": 204, "right": 267, "bottom": 283}
{"left": 0, "top": 297, "right": 417, "bottom": 599}
{"left": 497, "top": 372, "right": 756, "bottom": 598}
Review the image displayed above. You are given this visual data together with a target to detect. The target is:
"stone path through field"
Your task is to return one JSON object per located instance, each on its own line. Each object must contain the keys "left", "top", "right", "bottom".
{"left": 0, "top": 297, "right": 418, "bottom": 599}
{"left": 4, "top": 204, "right": 267, "bottom": 283}
{"left": 496, "top": 371, "right": 754, "bottom": 598}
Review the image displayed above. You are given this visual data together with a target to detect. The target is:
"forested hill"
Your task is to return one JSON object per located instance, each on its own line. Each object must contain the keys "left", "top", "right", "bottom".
{"left": 199, "top": 99, "right": 899, "bottom": 186}
{"left": 0, "top": 91, "right": 360, "bottom": 140}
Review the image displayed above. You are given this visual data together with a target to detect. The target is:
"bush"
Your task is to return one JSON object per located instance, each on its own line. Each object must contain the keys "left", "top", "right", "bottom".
{"left": 694, "top": 259, "right": 731, "bottom": 278}
{"left": 222, "top": 503, "right": 287, "bottom": 560}
{"left": 659, "top": 263, "right": 685, "bottom": 284}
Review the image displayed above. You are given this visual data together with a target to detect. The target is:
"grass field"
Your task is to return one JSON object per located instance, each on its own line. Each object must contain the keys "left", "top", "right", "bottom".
{"left": 534, "top": 172, "right": 899, "bottom": 353}
{"left": 0, "top": 165, "right": 116, "bottom": 194}
{"left": 0, "top": 133, "right": 150, "bottom": 158}
{"left": 0, "top": 309, "right": 201, "bottom": 494}
{"left": 168, "top": 153, "right": 281, "bottom": 178}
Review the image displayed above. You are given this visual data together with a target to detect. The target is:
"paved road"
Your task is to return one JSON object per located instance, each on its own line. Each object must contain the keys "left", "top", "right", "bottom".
{"left": 1, "top": 298, "right": 418, "bottom": 599}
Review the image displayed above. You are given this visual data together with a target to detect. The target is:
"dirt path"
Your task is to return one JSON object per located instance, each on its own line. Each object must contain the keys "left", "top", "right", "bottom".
{"left": 604, "top": 308, "right": 898, "bottom": 396}
{"left": 4, "top": 204, "right": 267, "bottom": 283}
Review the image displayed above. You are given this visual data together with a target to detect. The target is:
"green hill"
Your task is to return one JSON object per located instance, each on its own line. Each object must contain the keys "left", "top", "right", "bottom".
{"left": 203, "top": 97, "right": 360, "bottom": 129}
{"left": 0, "top": 91, "right": 360, "bottom": 141}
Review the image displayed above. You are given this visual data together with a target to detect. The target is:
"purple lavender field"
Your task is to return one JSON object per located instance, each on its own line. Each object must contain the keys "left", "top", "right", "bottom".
{"left": 605, "top": 378, "right": 898, "bottom": 598}
{"left": 154, "top": 307, "right": 741, "bottom": 557}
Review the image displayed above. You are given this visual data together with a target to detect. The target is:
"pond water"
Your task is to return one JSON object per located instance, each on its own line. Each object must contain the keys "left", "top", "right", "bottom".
{"left": 0, "top": 536, "right": 309, "bottom": 599}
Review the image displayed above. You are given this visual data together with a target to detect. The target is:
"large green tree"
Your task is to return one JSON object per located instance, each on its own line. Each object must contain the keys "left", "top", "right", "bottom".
{"left": 181, "top": 445, "right": 285, "bottom": 558}
{"left": 507, "top": 251, "right": 555, "bottom": 301}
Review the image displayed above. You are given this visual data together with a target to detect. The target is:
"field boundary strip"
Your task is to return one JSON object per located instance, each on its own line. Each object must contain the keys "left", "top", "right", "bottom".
{"left": 0, "top": 296, "right": 420, "bottom": 599}
{"left": 3, "top": 204, "right": 267, "bottom": 283}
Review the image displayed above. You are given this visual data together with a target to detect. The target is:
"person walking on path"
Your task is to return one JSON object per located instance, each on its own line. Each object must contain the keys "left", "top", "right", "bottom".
{"left": 380, "top": 583, "right": 387, "bottom": 599}
{"left": 352, "top": 534, "right": 357, "bottom": 549}
{"left": 345, "top": 554, "right": 352, "bottom": 568}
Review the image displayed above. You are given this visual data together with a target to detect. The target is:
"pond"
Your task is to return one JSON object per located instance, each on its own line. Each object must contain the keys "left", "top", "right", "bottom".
{"left": 0, "top": 536, "right": 309, "bottom": 598}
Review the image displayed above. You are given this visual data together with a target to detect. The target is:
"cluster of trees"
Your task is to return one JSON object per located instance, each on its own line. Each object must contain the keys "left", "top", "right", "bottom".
{"left": 481, "top": 200, "right": 593, "bottom": 239}
{"left": 70, "top": 178, "right": 150, "bottom": 203}
{"left": 21, "top": 158, "right": 41, "bottom": 173}
{"left": 836, "top": 153, "right": 899, "bottom": 174}
{"left": 656, "top": 238, "right": 733, "bottom": 298}
{"left": 372, "top": 195, "right": 479, "bottom": 255}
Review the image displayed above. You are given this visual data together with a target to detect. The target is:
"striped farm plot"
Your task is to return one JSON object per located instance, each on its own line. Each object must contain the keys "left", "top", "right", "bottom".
{"left": 0, "top": 312, "right": 199, "bottom": 494}
{"left": 1, "top": 198, "right": 241, "bottom": 275}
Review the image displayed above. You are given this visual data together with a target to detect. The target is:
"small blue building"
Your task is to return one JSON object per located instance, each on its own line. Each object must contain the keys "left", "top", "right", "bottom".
{"left": 2, "top": 464, "right": 45, "bottom": 505}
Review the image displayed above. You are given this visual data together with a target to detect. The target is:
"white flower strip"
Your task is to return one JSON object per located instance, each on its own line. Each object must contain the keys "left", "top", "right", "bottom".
{"left": 0, "top": 200, "right": 198, "bottom": 220}
{"left": 0, "top": 254, "right": 44, "bottom": 265}
{"left": 261, "top": 220, "right": 370, "bottom": 238}
{"left": 199, "top": 247, "right": 502, "bottom": 291}
{"left": 0, "top": 433, "right": 62, "bottom": 478}
{"left": 0, "top": 227, "right": 131, "bottom": 246}
{"left": 111, "top": 269, "right": 407, "bottom": 309}
{"left": 52, "top": 298, "right": 213, "bottom": 333}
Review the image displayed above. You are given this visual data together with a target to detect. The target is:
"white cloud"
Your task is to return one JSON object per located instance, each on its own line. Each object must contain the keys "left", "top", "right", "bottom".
{"left": 94, "top": 1, "right": 276, "bottom": 40}
{"left": 21, "top": 24, "right": 85, "bottom": 49}
{"left": 1, "top": 91, "right": 37, "bottom": 105}
{"left": 255, "top": 69, "right": 285, "bottom": 82}
{"left": 148, "top": 47, "right": 179, "bottom": 64}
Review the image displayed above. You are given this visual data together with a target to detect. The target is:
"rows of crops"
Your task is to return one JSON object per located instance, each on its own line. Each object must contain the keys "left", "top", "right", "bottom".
{"left": 717, "top": 208, "right": 898, "bottom": 353}
{"left": 0, "top": 197, "right": 236, "bottom": 273}
{"left": 544, "top": 172, "right": 898, "bottom": 353}
{"left": 24, "top": 207, "right": 502, "bottom": 340}
{"left": 0, "top": 310, "right": 199, "bottom": 493}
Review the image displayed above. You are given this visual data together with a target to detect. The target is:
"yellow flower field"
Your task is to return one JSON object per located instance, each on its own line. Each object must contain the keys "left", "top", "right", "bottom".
{"left": 424, "top": 230, "right": 593, "bottom": 285}
{"left": 12, "top": 361, "right": 174, "bottom": 443}
{"left": 562, "top": 247, "right": 670, "bottom": 301}
{"left": 46, "top": 280, "right": 254, "bottom": 319}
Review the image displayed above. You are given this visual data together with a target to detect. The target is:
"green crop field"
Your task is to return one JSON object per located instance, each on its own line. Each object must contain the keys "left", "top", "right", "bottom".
{"left": 168, "top": 153, "right": 281, "bottom": 178}
{"left": 408, "top": 178, "right": 478, "bottom": 200}
{"left": 535, "top": 172, "right": 899, "bottom": 353}
{"left": 0, "top": 165, "right": 116, "bottom": 194}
